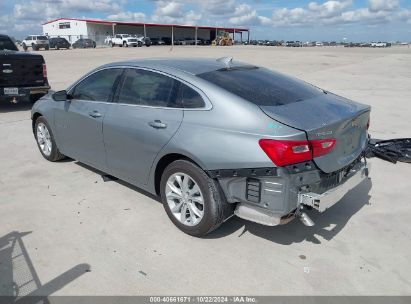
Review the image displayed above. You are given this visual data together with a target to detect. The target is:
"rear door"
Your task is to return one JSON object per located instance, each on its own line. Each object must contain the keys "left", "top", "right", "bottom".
{"left": 54, "top": 68, "right": 123, "bottom": 170}
{"left": 103, "top": 68, "right": 183, "bottom": 186}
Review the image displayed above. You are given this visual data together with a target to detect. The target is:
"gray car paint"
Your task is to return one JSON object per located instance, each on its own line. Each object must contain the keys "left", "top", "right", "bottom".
{"left": 31, "top": 58, "right": 370, "bottom": 223}
{"left": 260, "top": 93, "right": 370, "bottom": 173}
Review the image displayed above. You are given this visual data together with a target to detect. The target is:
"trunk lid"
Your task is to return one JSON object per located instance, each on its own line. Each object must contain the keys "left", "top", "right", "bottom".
{"left": 0, "top": 51, "right": 46, "bottom": 87}
{"left": 260, "top": 93, "right": 370, "bottom": 173}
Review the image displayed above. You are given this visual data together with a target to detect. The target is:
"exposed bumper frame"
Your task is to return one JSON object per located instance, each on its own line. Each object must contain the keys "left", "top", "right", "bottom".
{"left": 298, "top": 161, "right": 369, "bottom": 212}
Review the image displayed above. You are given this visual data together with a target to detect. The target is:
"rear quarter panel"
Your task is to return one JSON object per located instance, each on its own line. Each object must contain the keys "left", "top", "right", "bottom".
{"left": 156, "top": 83, "right": 307, "bottom": 171}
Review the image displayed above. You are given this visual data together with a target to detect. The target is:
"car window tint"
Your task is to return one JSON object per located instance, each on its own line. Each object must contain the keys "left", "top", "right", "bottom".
{"left": 71, "top": 69, "right": 123, "bottom": 102}
{"left": 0, "top": 36, "right": 18, "bottom": 51}
{"left": 118, "top": 69, "right": 180, "bottom": 107}
{"left": 198, "top": 67, "right": 323, "bottom": 106}
{"left": 181, "top": 84, "right": 205, "bottom": 108}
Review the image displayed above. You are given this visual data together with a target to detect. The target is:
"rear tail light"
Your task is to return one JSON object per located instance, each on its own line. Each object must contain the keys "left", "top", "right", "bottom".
{"left": 259, "top": 138, "right": 336, "bottom": 167}
{"left": 259, "top": 140, "right": 312, "bottom": 167}
{"left": 310, "top": 139, "right": 337, "bottom": 158}
{"left": 42, "top": 63, "right": 47, "bottom": 78}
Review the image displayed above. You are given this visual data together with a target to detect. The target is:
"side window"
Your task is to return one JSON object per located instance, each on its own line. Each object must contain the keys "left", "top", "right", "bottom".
{"left": 116, "top": 35, "right": 121, "bottom": 38}
{"left": 24, "top": 36, "right": 30, "bottom": 41}
{"left": 118, "top": 69, "right": 180, "bottom": 108}
{"left": 71, "top": 68, "right": 123, "bottom": 102}
{"left": 181, "top": 84, "right": 205, "bottom": 108}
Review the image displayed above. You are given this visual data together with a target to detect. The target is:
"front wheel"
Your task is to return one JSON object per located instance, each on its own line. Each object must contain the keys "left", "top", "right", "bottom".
{"left": 160, "top": 160, "right": 233, "bottom": 237}
{"left": 34, "top": 117, "right": 65, "bottom": 162}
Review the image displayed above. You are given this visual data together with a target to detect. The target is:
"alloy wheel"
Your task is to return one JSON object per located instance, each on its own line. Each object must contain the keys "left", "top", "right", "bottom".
{"left": 165, "top": 172, "right": 204, "bottom": 226}
{"left": 36, "top": 122, "right": 52, "bottom": 157}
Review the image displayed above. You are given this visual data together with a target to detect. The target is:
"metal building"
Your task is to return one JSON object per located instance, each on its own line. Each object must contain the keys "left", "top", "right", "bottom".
{"left": 42, "top": 18, "right": 250, "bottom": 46}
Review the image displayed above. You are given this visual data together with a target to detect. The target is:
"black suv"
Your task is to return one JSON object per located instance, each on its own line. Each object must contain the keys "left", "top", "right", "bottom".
{"left": 0, "top": 34, "right": 49, "bottom": 104}
{"left": 49, "top": 37, "right": 71, "bottom": 50}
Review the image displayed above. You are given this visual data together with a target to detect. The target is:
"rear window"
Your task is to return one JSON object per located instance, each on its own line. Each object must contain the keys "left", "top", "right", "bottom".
{"left": 0, "top": 36, "right": 18, "bottom": 51}
{"left": 198, "top": 67, "right": 323, "bottom": 106}
{"left": 38, "top": 36, "right": 48, "bottom": 40}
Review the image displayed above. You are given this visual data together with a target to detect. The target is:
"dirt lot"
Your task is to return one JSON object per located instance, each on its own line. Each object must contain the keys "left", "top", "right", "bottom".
{"left": 1, "top": 45, "right": 410, "bottom": 296}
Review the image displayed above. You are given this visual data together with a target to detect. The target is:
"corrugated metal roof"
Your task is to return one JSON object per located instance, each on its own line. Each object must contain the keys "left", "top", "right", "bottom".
{"left": 42, "top": 18, "right": 249, "bottom": 32}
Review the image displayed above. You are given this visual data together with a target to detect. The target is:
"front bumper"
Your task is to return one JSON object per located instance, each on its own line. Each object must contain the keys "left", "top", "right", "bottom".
{"left": 298, "top": 161, "right": 369, "bottom": 212}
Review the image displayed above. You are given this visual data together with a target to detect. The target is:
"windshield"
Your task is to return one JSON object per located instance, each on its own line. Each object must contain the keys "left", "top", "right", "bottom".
{"left": 38, "top": 36, "right": 48, "bottom": 40}
{"left": 198, "top": 67, "right": 324, "bottom": 106}
{"left": 0, "top": 36, "right": 18, "bottom": 51}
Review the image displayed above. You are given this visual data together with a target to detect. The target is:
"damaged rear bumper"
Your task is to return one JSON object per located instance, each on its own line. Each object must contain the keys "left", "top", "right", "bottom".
{"left": 218, "top": 160, "right": 369, "bottom": 227}
{"left": 298, "top": 161, "right": 369, "bottom": 212}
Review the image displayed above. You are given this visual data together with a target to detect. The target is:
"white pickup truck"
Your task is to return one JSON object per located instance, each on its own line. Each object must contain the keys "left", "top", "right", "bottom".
{"left": 111, "top": 34, "right": 139, "bottom": 47}
{"left": 371, "top": 42, "right": 387, "bottom": 48}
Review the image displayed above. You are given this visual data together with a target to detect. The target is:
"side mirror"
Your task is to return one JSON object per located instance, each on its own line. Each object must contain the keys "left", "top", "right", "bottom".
{"left": 52, "top": 90, "right": 68, "bottom": 101}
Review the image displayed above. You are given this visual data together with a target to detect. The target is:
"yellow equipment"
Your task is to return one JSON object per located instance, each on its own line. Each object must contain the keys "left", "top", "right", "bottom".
{"left": 212, "top": 32, "right": 233, "bottom": 46}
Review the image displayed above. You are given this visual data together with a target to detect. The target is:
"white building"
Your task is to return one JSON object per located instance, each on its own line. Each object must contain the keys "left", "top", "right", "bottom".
{"left": 42, "top": 18, "right": 250, "bottom": 46}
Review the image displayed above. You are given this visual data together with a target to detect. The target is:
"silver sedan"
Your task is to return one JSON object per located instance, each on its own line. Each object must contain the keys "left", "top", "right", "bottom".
{"left": 31, "top": 57, "right": 371, "bottom": 236}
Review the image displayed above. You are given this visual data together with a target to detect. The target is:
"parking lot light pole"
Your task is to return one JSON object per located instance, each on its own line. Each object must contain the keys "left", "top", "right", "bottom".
{"left": 171, "top": 26, "right": 174, "bottom": 46}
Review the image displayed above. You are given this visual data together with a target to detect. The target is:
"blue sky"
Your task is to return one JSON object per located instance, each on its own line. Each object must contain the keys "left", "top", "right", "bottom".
{"left": 1, "top": 0, "right": 411, "bottom": 41}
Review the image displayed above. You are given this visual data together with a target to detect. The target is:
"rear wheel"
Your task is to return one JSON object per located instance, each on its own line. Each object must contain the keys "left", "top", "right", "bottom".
{"left": 32, "top": 44, "right": 37, "bottom": 51}
{"left": 160, "top": 160, "right": 233, "bottom": 237}
{"left": 22, "top": 43, "right": 28, "bottom": 51}
{"left": 34, "top": 117, "right": 65, "bottom": 162}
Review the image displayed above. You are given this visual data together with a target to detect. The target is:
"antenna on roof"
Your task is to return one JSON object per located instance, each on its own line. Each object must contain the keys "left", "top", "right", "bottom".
{"left": 217, "top": 56, "right": 233, "bottom": 69}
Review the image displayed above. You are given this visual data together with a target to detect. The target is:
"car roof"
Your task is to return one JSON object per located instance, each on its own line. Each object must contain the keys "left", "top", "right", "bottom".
{"left": 105, "top": 58, "right": 255, "bottom": 75}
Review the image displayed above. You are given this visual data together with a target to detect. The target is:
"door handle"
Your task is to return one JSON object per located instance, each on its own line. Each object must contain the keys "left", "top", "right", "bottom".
{"left": 88, "top": 111, "right": 102, "bottom": 118}
{"left": 148, "top": 120, "right": 167, "bottom": 129}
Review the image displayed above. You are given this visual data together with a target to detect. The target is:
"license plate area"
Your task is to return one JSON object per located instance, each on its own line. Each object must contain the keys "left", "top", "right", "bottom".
{"left": 4, "top": 88, "right": 18, "bottom": 95}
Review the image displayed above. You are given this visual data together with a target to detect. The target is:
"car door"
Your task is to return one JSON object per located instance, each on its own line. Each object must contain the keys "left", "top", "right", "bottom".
{"left": 53, "top": 68, "right": 123, "bottom": 170}
{"left": 103, "top": 68, "right": 184, "bottom": 186}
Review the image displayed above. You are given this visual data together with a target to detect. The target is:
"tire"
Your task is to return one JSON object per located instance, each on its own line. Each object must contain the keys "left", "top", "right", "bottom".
{"left": 111, "top": 42, "right": 115, "bottom": 47}
{"left": 160, "top": 160, "right": 233, "bottom": 237}
{"left": 138, "top": 42, "right": 142, "bottom": 47}
{"left": 22, "top": 43, "right": 27, "bottom": 51}
{"left": 32, "top": 44, "right": 37, "bottom": 51}
{"left": 34, "top": 117, "right": 65, "bottom": 162}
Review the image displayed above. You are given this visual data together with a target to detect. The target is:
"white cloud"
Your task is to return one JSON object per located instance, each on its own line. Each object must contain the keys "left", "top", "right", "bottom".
{"left": 151, "top": 0, "right": 201, "bottom": 25}
{"left": 368, "top": 0, "right": 399, "bottom": 12}
{"left": 200, "top": 0, "right": 236, "bottom": 15}
{"left": 267, "top": 0, "right": 402, "bottom": 27}
{"left": 107, "top": 11, "right": 146, "bottom": 22}
{"left": 308, "top": 0, "right": 352, "bottom": 18}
